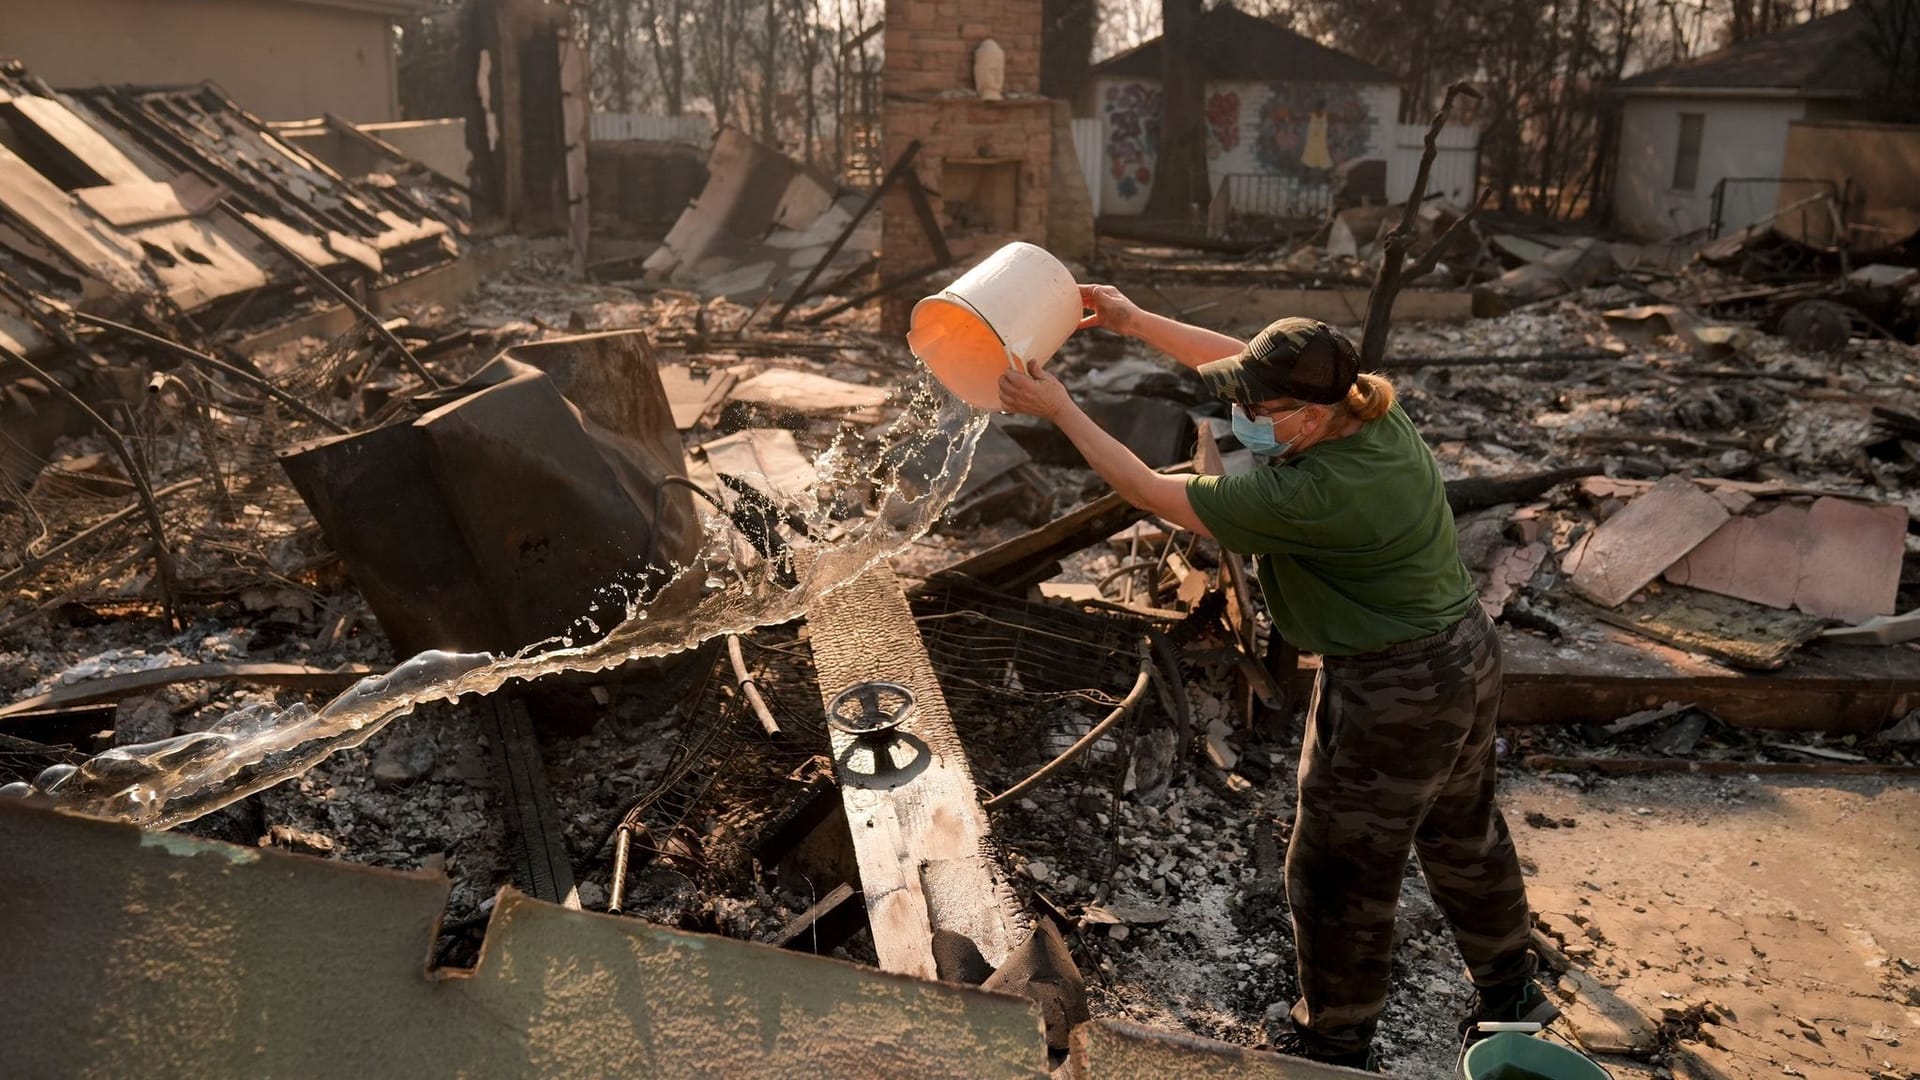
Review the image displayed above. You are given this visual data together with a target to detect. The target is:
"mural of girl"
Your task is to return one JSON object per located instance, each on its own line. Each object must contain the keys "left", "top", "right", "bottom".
{"left": 1253, "top": 84, "right": 1374, "bottom": 179}
{"left": 1301, "top": 99, "right": 1333, "bottom": 171}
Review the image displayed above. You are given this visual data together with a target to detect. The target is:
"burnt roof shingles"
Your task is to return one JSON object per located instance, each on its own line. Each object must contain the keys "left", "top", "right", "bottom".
{"left": 1613, "top": 7, "right": 1883, "bottom": 96}
{"left": 1090, "top": 4, "right": 1399, "bottom": 84}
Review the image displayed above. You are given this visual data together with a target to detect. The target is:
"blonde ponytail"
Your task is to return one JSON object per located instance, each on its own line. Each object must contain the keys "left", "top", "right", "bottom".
{"left": 1344, "top": 372, "right": 1395, "bottom": 422}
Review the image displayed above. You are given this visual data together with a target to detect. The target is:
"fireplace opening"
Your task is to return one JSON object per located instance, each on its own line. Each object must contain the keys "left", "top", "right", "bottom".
{"left": 941, "top": 158, "right": 1021, "bottom": 235}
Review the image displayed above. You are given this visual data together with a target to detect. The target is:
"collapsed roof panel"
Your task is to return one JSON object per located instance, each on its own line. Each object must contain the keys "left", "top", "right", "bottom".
{"left": 0, "top": 64, "right": 465, "bottom": 355}
{"left": 642, "top": 126, "right": 879, "bottom": 302}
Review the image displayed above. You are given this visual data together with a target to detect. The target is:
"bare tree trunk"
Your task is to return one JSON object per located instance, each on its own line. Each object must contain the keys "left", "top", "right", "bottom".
{"left": 1040, "top": 0, "right": 1096, "bottom": 100}
{"left": 758, "top": 0, "right": 780, "bottom": 143}
{"left": 1145, "top": 0, "right": 1209, "bottom": 220}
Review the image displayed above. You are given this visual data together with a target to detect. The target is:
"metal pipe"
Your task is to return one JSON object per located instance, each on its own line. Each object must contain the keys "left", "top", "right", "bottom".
{"left": 983, "top": 641, "right": 1154, "bottom": 810}
{"left": 728, "top": 634, "right": 781, "bottom": 736}
{"left": 607, "top": 826, "right": 633, "bottom": 914}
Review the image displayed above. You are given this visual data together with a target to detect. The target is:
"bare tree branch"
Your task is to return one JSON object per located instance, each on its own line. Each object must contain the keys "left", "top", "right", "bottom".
{"left": 1358, "top": 81, "right": 1482, "bottom": 371}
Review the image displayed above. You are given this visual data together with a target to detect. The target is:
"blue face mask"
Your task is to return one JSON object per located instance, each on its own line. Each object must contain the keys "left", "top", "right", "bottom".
{"left": 1232, "top": 404, "right": 1304, "bottom": 458}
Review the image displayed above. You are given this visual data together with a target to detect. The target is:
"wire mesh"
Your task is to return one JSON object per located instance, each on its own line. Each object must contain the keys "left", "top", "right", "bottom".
{"left": 624, "top": 579, "right": 1158, "bottom": 893}
{"left": 1, "top": 321, "right": 471, "bottom": 621}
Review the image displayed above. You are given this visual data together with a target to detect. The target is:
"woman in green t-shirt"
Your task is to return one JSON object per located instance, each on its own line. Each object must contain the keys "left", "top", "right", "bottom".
{"left": 997, "top": 284, "right": 1555, "bottom": 1072}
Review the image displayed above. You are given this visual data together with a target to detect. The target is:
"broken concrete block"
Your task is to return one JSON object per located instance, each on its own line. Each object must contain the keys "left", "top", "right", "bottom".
{"left": 371, "top": 738, "right": 436, "bottom": 788}
{"left": 1567, "top": 476, "right": 1728, "bottom": 608}
{"left": 1665, "top": 497, "right": 1906, "bottom": 623}
{"left": 728, "top": 368, "right": 890, "bottom": 414}
{"left": 700, "top": 428, "right": 819, "bottom": 502}
{"left": 1480, "top": 542, "right": 1548, "bottom": 619}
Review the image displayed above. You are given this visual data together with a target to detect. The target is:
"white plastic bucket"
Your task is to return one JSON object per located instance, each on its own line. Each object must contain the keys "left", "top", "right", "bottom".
{"left": 906, "top": 242, "right": 1081, "bottom": 410}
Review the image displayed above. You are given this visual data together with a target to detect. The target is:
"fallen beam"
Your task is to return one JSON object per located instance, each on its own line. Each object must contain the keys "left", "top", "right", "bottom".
{"left": 1137, "top": 284, "right": 1476, "bottom": 332}
{"left": 805, "top": 564, "right": 1025, "bottom": 979}
{"left": 931, "top": 491, "right": 1145, "bottom": 595}
{"left": 1272, "top": 627, "right": 1920, "bottom": 733}
{"left": 765, "top": 881, "right": 867, "bottom": 954}
{"left": 1521, "top": 755, "right": 1920, "bottom": 778}
{"left": 482, "top": 694, "right": 578, "bottom": 907}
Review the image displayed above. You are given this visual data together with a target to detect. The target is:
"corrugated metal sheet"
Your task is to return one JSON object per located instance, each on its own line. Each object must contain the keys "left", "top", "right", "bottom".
{"left": 589, "top": 112, "right": 714, "bottom": 145}
{"left": 1071, "top": 117, "right": 1104, "bottom": 218}
{"left": 1387, "top": 123, "right": 1480, "bottom": 206}
{"left": 0, "top": 70, "right": 464, "bottom": 354}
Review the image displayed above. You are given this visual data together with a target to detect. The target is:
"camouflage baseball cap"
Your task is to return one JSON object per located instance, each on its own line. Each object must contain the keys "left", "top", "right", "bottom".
{"left": 1198, "top": 317, "right": 1359, "bottom": 406}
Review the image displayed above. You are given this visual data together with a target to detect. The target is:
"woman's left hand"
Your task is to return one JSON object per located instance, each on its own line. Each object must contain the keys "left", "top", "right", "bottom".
{"left": 997, "top": 362, "right": 1074, "bottom": 421}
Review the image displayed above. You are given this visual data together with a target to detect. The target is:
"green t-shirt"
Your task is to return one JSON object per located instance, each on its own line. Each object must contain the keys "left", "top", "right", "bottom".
{"left": 1185, "top": 403, "right": 1476, "bottom": 656}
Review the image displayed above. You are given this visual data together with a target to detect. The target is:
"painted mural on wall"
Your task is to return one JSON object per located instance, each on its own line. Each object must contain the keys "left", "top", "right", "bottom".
{"left": 1101, "top": 80, "right": 1162, "bottom": 214}
{"left": 1206, "top": 91, "right": 1241, "bottom": 157}
{"left": 1094, "top": 78, "right": 1397, "bottom": 217}
{"left": 1253, "top": 84, "right": 1376, "bottom": 178}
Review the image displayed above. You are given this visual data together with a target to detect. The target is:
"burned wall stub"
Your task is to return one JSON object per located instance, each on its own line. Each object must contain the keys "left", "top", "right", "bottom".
{"left": 462, "top": 0, "right": 589, "bottom": 270}
{"left": 879, "top": 0, "right": 1057, "bottom": 334}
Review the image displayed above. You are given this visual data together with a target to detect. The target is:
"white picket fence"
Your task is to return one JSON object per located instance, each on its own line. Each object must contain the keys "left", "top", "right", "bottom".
{"left": 1386, "top": 122, "right": 1480, "bottom": 206}
{"left": 1067, "top": 115, "right": 1474, "bottom": 217}
{"left": 1070, "top": 116, "right": 1104, "bottom": 218}
{"left": 589, "top": 112, "right": 714, "bottom": 145}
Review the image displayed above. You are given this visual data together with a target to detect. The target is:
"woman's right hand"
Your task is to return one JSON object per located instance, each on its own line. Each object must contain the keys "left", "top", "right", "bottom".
{"left": 1078, "top": 284, "right": 1141, "bottom": 336}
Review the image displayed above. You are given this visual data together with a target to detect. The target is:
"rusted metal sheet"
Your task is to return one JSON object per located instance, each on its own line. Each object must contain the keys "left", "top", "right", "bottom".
{"left": 280, "top": 334, "right": 699, "bottom": 655}
{"left": 0, "top": 799, "right": 1050, "bottom": 1078}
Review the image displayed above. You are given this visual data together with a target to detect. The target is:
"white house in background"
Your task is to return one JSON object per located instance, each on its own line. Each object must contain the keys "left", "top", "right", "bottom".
{"left": 1609, "top": 7, "right": 1888, "bottom": 240}
{"left": 1079, "top": 4, "right": 1404, "bottom": 218}
{"left": 0, "top": 0, "right": 428, "bottom": 122}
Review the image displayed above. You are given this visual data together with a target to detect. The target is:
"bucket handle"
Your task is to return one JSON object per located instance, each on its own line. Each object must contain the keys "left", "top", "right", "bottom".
{"left": 1456, "top": 1023, "right": 1617, "bottom": 1080}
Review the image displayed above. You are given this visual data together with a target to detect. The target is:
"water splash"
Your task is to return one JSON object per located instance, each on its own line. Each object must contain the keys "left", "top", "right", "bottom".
{"left": 20, "top": 377, "right": 987, "bottom": 830}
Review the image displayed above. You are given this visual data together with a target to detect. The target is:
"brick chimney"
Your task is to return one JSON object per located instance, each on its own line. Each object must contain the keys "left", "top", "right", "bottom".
{"left": 879, "top": 0, "right": 1055, "bottom": 333}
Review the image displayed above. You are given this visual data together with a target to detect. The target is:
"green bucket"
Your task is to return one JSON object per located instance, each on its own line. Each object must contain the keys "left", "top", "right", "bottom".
{"left": 1458, "top": 1032, "right": 1611, "bottom": 1080}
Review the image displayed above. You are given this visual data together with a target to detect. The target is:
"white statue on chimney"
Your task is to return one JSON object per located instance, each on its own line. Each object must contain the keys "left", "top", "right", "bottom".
{"left": 975, "top": 39, "right": 1005, "bottom": 101}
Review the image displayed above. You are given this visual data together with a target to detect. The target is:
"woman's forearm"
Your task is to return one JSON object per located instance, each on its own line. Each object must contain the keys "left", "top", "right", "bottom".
{"left": 1053, "top": 404, "right": 1211, "bottom": 537}
{"left": 1126, "top": 311, "right": 1245, "bottom": 370}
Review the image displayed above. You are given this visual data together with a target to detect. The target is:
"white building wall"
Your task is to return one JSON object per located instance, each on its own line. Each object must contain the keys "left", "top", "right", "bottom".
{"left": 0, "top": 0, "right": 403, "bottom": 122}
{"left": 1614, "top": 95, "right": 1807, "bottom": 239}
{"left": 1091, "top": 75, "right": 1399, "bottom": 216}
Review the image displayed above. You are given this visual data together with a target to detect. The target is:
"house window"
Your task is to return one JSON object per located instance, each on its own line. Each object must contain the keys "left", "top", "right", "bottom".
{"left": 1672, "top": 113, "right": 1704, "bottom": 192}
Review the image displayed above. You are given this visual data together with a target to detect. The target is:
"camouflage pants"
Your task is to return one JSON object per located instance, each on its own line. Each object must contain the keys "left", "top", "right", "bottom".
{"left": 1286, "top": 607, "right": 1534, "bottom": 1056}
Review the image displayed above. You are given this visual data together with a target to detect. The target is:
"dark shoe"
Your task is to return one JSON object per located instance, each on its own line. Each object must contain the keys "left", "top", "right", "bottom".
{"left": 1458, "top": 978, "right": 1562, "bottom": 1042}
{"left": 1265, "top": 1026, "right": 1381, "bottom": 1072}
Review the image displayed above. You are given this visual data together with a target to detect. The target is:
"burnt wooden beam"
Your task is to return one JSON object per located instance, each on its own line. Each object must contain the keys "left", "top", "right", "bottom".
{"left": 804, "top": 563, "right": 1026, "bottom": 979}
{"left": 929, "top": 491, "right": 1145, "bottom": 595}
{"left": 765, "top": 881, "right": 868, "bottom": 954}
{"left": 483, "top": 694, "right": 578, "bottom": 908}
